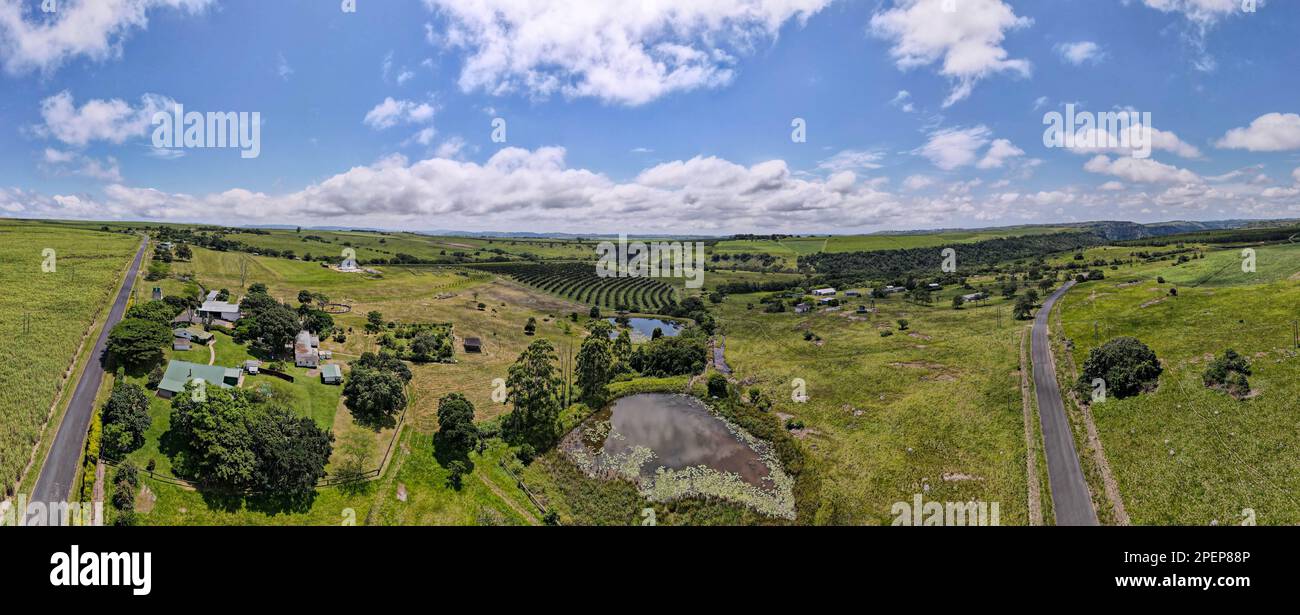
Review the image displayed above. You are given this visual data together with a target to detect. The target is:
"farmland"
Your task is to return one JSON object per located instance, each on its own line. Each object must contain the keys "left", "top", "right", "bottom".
{"left": 0, "top": 220, "right": 138, "bottom": 495}
{"left": 1056, "top": 242, "right": 1300, "bottom": 524}
{"left": 473, "top": 262, "right": 679, "bottom": 313}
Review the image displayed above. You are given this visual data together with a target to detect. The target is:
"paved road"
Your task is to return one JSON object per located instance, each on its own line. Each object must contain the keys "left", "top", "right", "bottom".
{"left": 1031, "top": 281, "right": 1098, "bottom": 526}
{"left": 26, "top": 238, "right": 147, "bottom": 525}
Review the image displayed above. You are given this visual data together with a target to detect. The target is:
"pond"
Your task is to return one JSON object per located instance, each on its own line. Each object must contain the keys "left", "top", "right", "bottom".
{"left": 606, "top": 317, "right": 682, "bottom": 341}
{"left": 561, "top": 393, "right": 795, "bottom": 518}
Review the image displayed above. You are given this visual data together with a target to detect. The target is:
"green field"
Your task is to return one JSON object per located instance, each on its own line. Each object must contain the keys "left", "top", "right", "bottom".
{"left": 0, "top": 220, "right": 138, "bottom": 494}
{"left": 713, "top": 226, "right": 1070, "bottom": 261}
{"left": 1057, "top": 243, "right": 1300, "bottom": 524}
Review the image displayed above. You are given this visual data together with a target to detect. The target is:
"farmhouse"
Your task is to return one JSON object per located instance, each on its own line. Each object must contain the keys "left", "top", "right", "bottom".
{"left": 926, "top": 283, "right": 943, "bottom": 291}
{"left": 320, "top": 364, "right": 343, "bottom": 385}
{"left": 294, "top": 330, "right": 319, "bottom": 368}
{"left": 812, "top": 288, "right": 837, "bottom": 296}
{"left": 157, "top": 361, "right": 240, "bottom": 398}
{"left": 173, "top": 328, "right": 213, "bottom": 344}
{"left": 463, "top": 337, "right": 482, "bottom": 353}
{"left": 883, "top": 285, "right": 905, "bottom": 294}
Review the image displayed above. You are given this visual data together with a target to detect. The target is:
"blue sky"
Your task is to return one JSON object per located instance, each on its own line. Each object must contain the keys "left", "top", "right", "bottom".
{"left": 1, "top": 0, "right": 1298, "bottom": 233}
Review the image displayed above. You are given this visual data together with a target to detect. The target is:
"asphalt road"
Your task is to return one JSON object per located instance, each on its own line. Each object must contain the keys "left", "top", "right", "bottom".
{"left": 26, "top": 238, "right": 147, "bottom": 525}
{"left": 1032, "top": 281, "right": 1099, "bottom": 526}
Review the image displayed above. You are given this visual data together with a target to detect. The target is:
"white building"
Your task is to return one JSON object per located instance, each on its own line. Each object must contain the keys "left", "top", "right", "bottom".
{"left": 812, "top": 288, "right": 837, "bottom": 296}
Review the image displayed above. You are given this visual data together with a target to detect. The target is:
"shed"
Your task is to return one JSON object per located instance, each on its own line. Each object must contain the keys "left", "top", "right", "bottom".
{"left": 320, "top": 364, "right": 343, "bottom": 385}
{"left": 463, "top": 337, "right": 482, "bottom": 353}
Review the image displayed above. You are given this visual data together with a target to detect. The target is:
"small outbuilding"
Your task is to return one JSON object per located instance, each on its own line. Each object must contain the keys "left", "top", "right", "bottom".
{"left": 320, "top": 364, "right": 343, "bottom": 385}
{"left": 463, "top": 337, "right": 482, "bottom": 353}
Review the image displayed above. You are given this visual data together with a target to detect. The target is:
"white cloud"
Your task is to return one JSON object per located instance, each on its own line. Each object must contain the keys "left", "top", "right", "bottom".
{"left": 976, "top": 138, "right": 1024, "bottom": 169}
{"left": 1293, "top": 167, "right": 1300, "bottom": 184}
{"left": 1216, "top": 113, "right": 1300, "bottom": 151}
{"left": 0, "top": 0, "right": 212, "bottom": 75}
{"left": 435, "top": 136, "right": 466, "bottom": 159}
{"left": 1054, "top": 41, "right": 1104, "bottom": 65}
{"left": 817, "top": 149, "right": 885, "bottom": 173}
{"left": 396, "top": 70, "right": 415, "bottom": 85}
{"left": 1083, "top": 154, "right": 1201, "bottom": 184}
{"left": 890, "top": 90, "right": 915, "bottom": 113}
{"left": 425, "top": 0, "right": 831, "bottom": 106}
{"left": 1099, "top": 181, "right": 1126, "bottom": 191}
{"left": 363, "top": 97, "right": 436, "bottom": 130}
{"left": 1136, "top": 0, "right": 1254, "bottom": 27}
{"left": 870, "top": 0, "right": 1032, "bottom": 107}
{"left": 902, "top": 174, "right": 933, "bottom": 190}
{"left": 34, "top": 90, "right": 172, "bottom": 146}
{"left": 1067, "top": 122, "right": 1202, "bottom": 159}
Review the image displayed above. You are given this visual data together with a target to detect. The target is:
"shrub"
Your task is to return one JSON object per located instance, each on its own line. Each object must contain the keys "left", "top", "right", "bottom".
{"left": 1202, "top": 349, "right": 1252, "bottom": 398}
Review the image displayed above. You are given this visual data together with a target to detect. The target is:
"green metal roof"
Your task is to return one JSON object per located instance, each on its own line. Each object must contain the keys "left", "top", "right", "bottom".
{"left": 158, "top": 361, "right": 236, "bottom": 394}
{"left": 320, "top": 364, "right": 343, "bottom": 378}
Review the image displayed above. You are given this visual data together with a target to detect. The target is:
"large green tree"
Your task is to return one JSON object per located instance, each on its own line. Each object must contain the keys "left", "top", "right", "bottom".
{"left": 575, "top": 332, "right": 613, "bottom": 407}
{"left": 248, "top": 404, "right": 334, "bottom": 496}
{"left": 1079, "top": 337, "right": 1162, "bottom": 399}
{"left": 101, "top": 382, "right": 152, "bottom": 459}
{"left": 502, "top": 339, "right": 562, "bottom": 452}
{"left": 106, "top": 318, "right": 171, "bottom": 370}
{"left": 343, "top": 352, "right": 411, "bottom": 425}
{"left": 435, "top": 393, "right": 479, "bottom": 464}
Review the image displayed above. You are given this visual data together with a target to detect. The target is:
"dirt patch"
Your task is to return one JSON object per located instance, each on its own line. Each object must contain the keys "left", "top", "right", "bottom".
{"left": 907, "top": 332, "right": 932, "bottom": 340}
{"left": 1116, "top": 281, "right": 1142, "bottom": 288}
{"left": 942, "top": 472, "right": 984, "bottom": 482}
{"left": 396, "top": 482, "right": 408, "bottom": 502}
{"left": 1139, "top": 297, "right": 1167, "bottom": 308}
{"left": 135, "top": 484, "right": 157, "bottom": 514}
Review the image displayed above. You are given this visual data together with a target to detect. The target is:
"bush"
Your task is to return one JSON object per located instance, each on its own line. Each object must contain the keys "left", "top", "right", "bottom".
{"left": 706, "top": 373, "right": 729, "bottom": 398}
{"left": 1202, "top": 349, "right": 1252, "bottom": 398}
{"left": 1079, "top": 337, "right": 1162, "bottom": 399}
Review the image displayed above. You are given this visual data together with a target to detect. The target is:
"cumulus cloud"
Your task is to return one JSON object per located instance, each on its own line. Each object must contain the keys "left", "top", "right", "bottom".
{"left": 1054, "top": 41, "right": 1104, "bottom": 65}
{"left": 870, "top": 0, "right": 1032, "bottom": 107}
{"left": 363, "top": 97, "right": 436, "bottom": 130}
{"left": 1066, "top": 122, "right": 1202, "bottom": 159}
{"left": 1216, "top": 113, "right": 1300, "bottom": 151}
{"left": 977, "top": 139, "right": 1024, "bottom": 169}
{"left": 890, "top": 90, "right": 915, "bottom": 113}
{"left": 0, "top": 0, "right": 212, "bottom": 75}
{"left": 33, "top": 90, "right": 173, "bottom": 146}
{"left": 902, "top": 174, "right": 933, "bottom": 190}
{"left": 424, "top": 0, "right": 831, "bottom": 106}
{"left": 1136, "top": 0, "right": 1255, "bottom": 27}
{"left": 1083, "top": 154, "right": 1201, "bottom": 184}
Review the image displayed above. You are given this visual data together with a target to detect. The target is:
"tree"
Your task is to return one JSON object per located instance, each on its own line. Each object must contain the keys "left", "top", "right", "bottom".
{"left": 502, "top": 339, "right": 562, "bottom": 452}
{"left": 707, "top": 372, "right": 729, "bottom": 398}
{"left": 951, "top": 295, "right": 965, "bottom": 310}
{"left": 524, "top": 317, "right": 537, "bottom": 336}
{"left": 302, "top": 309, "right": 335, "bottom": 337}
{"left": 629, "top": 336, "right": 707, "bottom": 376}
{"left": 611, "top": 329, "right": 632, "bottom": 369}
{"left": 297, "top": 290, "right": 313, "bottom": 304}
{"left": 175, "top": 243, "right": 193, "bottom": 260}
{"left": 170, "top": 385, "right": 258, "bottom": 487}
{"left": 1013, "top": 295, "right": 1035, "bottom": 320}
{"left": 126, "top": 300, "right": 180, "bottom": 326}
{"left": 575, "top": 332, "right": 613, "bottom": 407}
{"left": 248, "top": 404, "right": 333, "bottom": 496}
{"left": 343, "top": 364, "right": 408, "bottom": 424}
{"left": 101, "top": 382, "right": 152, "bottom": 459}
{"left": 106, "top": 318, "right": 171, "bottom": 370}
{"left": 589, "top": 306, "right": 601, "bottom": 319}
{"left": 252, "top": 303, "right": 300, "bottom": 356}
{"left": 365, "top": 310, "right": 384, "bottom": 334}
{"left": 896, "top": 319, "right": 909, "bottom": 331}
{"left": 435, "top": 393, "right": 479, "bottom": 463}
{"left": 1079, "top": 337, "right": 1162, "bottom": 399}
{"left": 651, "top": 327, "right": 664, "bottom": 340}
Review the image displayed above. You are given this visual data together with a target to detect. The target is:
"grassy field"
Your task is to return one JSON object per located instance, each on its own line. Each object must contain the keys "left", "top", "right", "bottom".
{"left": 0, "top": 220, "right": 138, "bottom": 495}
{"left": 713, "top": 226, "right": 1070, "bottom": 260}
{"left": 710, "top": 287, "right": 1033, "bottom": 524}
{"left": 1057, "top": 243, "right": 1300, "bottom": 524}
